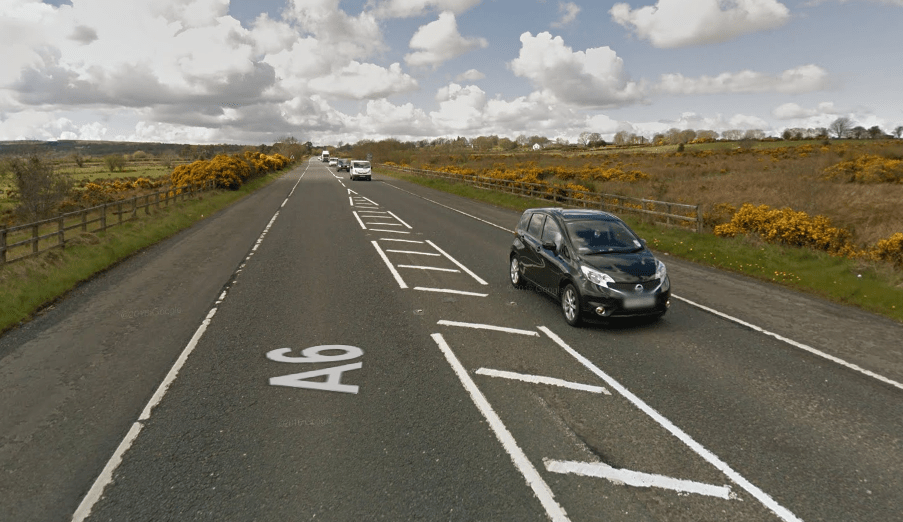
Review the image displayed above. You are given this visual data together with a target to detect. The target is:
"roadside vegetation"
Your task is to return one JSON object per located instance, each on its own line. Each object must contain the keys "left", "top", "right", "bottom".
{"left": 0, "top": 139, "right": 309, "bottom": 333}
{"left": 365, "top": 133, "right": 903, "bottom": 323}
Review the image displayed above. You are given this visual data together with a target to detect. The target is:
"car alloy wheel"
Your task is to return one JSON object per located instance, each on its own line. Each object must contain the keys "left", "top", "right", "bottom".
{"left": 510, "top": 256, "right": 524, "bottom": 288}
{"left": 561, "top": 283, "right": 581, "bottom": 327}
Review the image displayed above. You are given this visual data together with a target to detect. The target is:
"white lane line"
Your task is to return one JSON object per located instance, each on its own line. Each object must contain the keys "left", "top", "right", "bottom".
{"left": 673, "top": 295, "right": 903, "bottom": 392}
{"left": 366, "top": 222, "right": 403, "bottom": 226}
{"left": 431, "top": 334, "right": 569, "bottom": 522}
{"left": 397, "top": 264, "right": 460, "bottom": 272}
{"left": 386, "top": 210, "right": 412, "bottom": 229}
{"left": 347, "top": 189, "right": 357, "bottom": 195}
{"left": 425, "top": 240, "right": 488, "bottom": 285}
{"left": 475, "top": 368, "right": 611, "bottom": 395}
{"left": 372, "top": 240, "right": 407, "bottom": 289}
{"left": 379, "top": 238, "right": 424, "bottom": 243}
{"left": 385, "top": 250, "right": 440, "bottom": 256}
{"left": 352, "top": 211, "right": 367, "bottom": 229}
{"left": 382, "top": 182, "right": 514, "bottom": 233}
{"left": 370, "top": 229, "right": 410, "bottom": 234}
{"left": 348, "top": 196, "right": 353, "bottom": 206}
{"left": 414, "top": 287, "right": 488, "bottom": 297}
{"left": 74, "top": 166, "right": 311, "bottom": 522}
{"left": 358, "top": 196, "right": 379, "bottom": 205}
{"left": 281, "top": 198, "right": 289, "bottom": 208}
{"left": 544, "top": 460, "right": 732, "bottom": 500}
{"left": 438, "top": 320, "right": 540, "bottom": 337}
{"left": 357, "top": 211, "right": 389, "bottom": 215}
{"left": 538, "top": 326, "right": 803, "bottom": 522}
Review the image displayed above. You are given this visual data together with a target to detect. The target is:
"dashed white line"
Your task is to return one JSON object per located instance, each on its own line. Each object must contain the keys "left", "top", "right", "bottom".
{"left": 371, "top": 240, "right": 408, "bottom": 289}
{"left": 385, "top": 250, "right": 440, "bottom": 256}
{"left": 386, "top": 210, "right": 412, "bottom": 229}
{"left": 414, "top": 287, "right": 488, "bottom": 297}
{"left": 475, "top": 368, "right": 610, "bottom": 395}
{"left": 538, "top": 326, "right": 803, "bottom": 522}
{"left": 437, "top": 320, "right": 540, "bottom": 337}
{"left": 431, "top": 333, "right": 569, "bottom": 522}
{"left": 544, "top": 460, "right": 732, "bottom": 499}
{"left": 426, "top": 240, "right": 488, "bottom": 285}
{"left": 397, "top": 264, "right": 460, "bottom": 272}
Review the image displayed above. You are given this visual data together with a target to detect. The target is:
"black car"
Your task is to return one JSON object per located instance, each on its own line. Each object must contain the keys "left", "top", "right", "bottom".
{"left": 336, "top": 159, "right": 351, "bottom": 172}
{"left": 510, "top": 208, "right": 670, "bottom": 326}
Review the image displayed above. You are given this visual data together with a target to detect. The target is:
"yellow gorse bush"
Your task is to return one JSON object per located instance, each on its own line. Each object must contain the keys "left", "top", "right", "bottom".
{"left": 822, "top": 154, "right": 903, "bottom": 184}
{"left": 170, "top": 152, "right": 289, "bottom": 190}
{"left": 714, "top": 203, "right": 858, "bottom": 256}
{"left": 870, "top": 232, "right": 903, "bottom": 268}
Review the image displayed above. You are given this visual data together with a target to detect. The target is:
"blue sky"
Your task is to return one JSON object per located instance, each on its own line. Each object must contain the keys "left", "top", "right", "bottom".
{"left": 1, "top": 0, "right": 900, "bottom": 144}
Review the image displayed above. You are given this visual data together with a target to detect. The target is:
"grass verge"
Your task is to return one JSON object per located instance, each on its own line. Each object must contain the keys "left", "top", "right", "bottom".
{"left": 378, "top": 168, "right": 903, "bottom": 323}
{"left": 0, "top": 169, "right": 286, "bottom": 333}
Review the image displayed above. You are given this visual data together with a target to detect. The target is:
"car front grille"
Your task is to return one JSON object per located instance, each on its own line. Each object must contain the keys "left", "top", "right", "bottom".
{"left": 609, "top": 279, "right": 660, "bottom": 292}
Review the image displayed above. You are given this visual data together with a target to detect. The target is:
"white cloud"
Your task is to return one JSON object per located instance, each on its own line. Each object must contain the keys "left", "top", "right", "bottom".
{"left": 551, "top": 2, "right": 581, "bottom": 28}
{"left": 772, "top": 101, "right": 838, "bottom": 120}
{"left": 455, "top": 69, "right": 485, "bottom": 81}
{"left": 657, "top": 65, "right": 829, "bottom": 95}
{"left": 369, "top": 0, "right": 483, "bottom": 18}
{"left": 610, "top": 0, "right": 790, "bottom": 48}
{"left": 308, "top": 62, "right": 419, "bottom": 99}
{"left": 509, "top": 32, "right": 645, "bottom": 108}
{"left": 405, "top": 12, "right": 487, "bottom": 69}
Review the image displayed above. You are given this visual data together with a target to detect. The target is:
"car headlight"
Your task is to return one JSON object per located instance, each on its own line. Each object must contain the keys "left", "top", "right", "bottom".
{"left": 581, "top": 265, "right": 615, "bottom": 287}
{"left": 654, "top": 260, "right": 667, "bottom": 281}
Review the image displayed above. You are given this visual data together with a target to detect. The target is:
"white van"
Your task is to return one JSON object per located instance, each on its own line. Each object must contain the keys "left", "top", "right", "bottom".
{"left": 350, "top": 160, "right": 371, "bottom": 181}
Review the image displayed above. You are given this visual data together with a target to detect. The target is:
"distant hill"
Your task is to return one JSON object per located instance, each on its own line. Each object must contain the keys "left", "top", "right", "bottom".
{"left": 0, "top": 140, "right": 249, "bottom": 159}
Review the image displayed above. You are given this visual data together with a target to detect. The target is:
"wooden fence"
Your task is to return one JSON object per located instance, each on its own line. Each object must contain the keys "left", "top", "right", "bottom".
{"left": 0, "top": 180, "right": 215, "bottom": 265}
{"left": 379, "top": 164, "right": 702, "bottom": 232}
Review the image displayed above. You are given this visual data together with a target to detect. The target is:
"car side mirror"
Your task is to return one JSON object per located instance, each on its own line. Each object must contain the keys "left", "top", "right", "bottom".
{"left": 641, "top": 239, "right": 647, "bottom": 247}
{"left": 542, "top": 241, "right": 557, "bottom": 252}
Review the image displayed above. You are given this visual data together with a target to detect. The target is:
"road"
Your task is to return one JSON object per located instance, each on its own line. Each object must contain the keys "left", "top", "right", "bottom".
{"left": 1, "top": 159, "right": 901, "bottom": 521}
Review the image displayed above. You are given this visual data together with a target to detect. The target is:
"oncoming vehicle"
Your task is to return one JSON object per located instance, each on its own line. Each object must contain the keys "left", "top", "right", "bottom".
{"left": 509, "top": 208, "right": 670, "bottom": 326}
{"left": 336, "top": 159, "right": 350, "bottom": 172}
{"left": 350, "top": 160, "right": 371, "bottom": 181}
{"left": 329, "top": 158, "right": 337, "bottom": 167}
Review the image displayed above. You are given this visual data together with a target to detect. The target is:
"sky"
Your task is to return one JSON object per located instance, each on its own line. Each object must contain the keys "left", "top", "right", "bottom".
{"left": 0, "top": 0, "right": 901, "bottom": 145}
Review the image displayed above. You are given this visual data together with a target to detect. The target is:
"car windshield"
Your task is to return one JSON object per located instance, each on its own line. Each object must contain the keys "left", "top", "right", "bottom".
{"left": 352, "top": 161, "right": 370, "bottom": 169}
{"left": 566, "top": 219, "right": 642, "bottom": 254}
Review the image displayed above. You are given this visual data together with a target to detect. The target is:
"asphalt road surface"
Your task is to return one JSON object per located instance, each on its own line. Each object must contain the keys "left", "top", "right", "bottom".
{"left": 1, "top": 159, "right": 901, "bottom": 522}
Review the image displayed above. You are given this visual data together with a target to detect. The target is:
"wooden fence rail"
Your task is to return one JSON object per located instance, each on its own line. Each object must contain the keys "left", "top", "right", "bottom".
{"left": 379, "top": 164, "right": 702, "bottom": 233}
{"left": 0, "top": 180, "right": 214, "bottom": 265}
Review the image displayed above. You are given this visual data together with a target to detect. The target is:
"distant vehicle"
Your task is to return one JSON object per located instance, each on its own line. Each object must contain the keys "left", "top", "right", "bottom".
{"left": 336, "top": 159, "right": 350, "bottom": 172}
{"left": 350, "top": 160, "right": 371, "bottom": 181}
{"left": 510, "top": 208, "right": 670, "bottom": 326}
{"left": 328, "top": 158, "right": 337, "bottom": 167}
{"left": 321, "top": 150, "right": 330, "bottom": 162}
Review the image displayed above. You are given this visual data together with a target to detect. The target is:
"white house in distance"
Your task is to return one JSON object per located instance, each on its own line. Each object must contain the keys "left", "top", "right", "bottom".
{"left": 532, "top": 143, "right": 542, "bottom": 151}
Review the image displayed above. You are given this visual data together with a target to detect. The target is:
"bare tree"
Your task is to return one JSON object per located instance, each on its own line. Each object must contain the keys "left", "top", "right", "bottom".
{"left": 829, "top": 117, "right": 852, "bottom": 139}
{"left": 895, "top": 126, "right": 903, "bottom": 139}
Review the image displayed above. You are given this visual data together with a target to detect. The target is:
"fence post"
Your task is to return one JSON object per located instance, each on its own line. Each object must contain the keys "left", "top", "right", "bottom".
{"left": 100, "top": 203, "right": 107, "bottom": 231}
{"left": 58, "top": 216, "right": 64, "bottom": 249}
{"left": 32, "top": 223, "right": 39, "bottom": 254}
{"left": 0, "top": 227, "right": 6, "bottom": 265}
{"left": 696, "top": 206, "right": 703, "bottom": 233}
{"left": 117, "top": 202, "right": 123, "bottom": 225}
{"left": 666, "top": 203, "right": 672, "bottom": 227}
{"left": 145, "top": 195, "right": 150, "bottom": 215}
{"left": 81, "top": 209, "right": 87, "bottom": 232}
{"left": 131, "top": 196, "right": 137, "bottom": 219}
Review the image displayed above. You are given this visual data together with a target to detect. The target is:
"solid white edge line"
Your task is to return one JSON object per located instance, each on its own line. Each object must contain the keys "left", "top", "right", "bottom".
{"left": 475, "top": 368, "right": 610, "bottom": 395}
{"left": 386, "top": 210, "right": 412, "bottom": 229}
{"left": 385, "top": 250, "right": 441, "bottom": 256}
{"left": 371, "top": 240, "right": 408, "bottom": 289}
{"left": 431, "top": 333, "right": 569, "bottom": 522}
{"left": 71, "top": 422, "right": 144, "bottom": 522}
{"left": 425, "top": 240, "right": 488, "bottom": 285}
{"left": 382, "top": 182, "right": 514, "bottom": 233}
{"left": 413, "top": 287, "right": 488, "bottom": 297}
{"left": 538, "top": 325, "right": 803, "bottom": 522}
{"left": 544, "top": 460, "right": 731, "bottom": 499}
{"left": 397, "top": 265, "right": 460, "bottom": 272}
{"left": 672, "top": 295, "right": 903, "bottom": 392}
{"left": 351, "top": 211, "right": 367, "bottom": 229}
{"left": 437, "top": 320, "right": 539, "bottom": 337}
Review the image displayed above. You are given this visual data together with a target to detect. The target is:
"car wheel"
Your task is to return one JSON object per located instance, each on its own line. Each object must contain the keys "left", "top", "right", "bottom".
{"left": 510, "top": 256, "right": 525, "bottom": 288}
{"left": 561, "top": 283, "right": 582, "bottom": 327}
